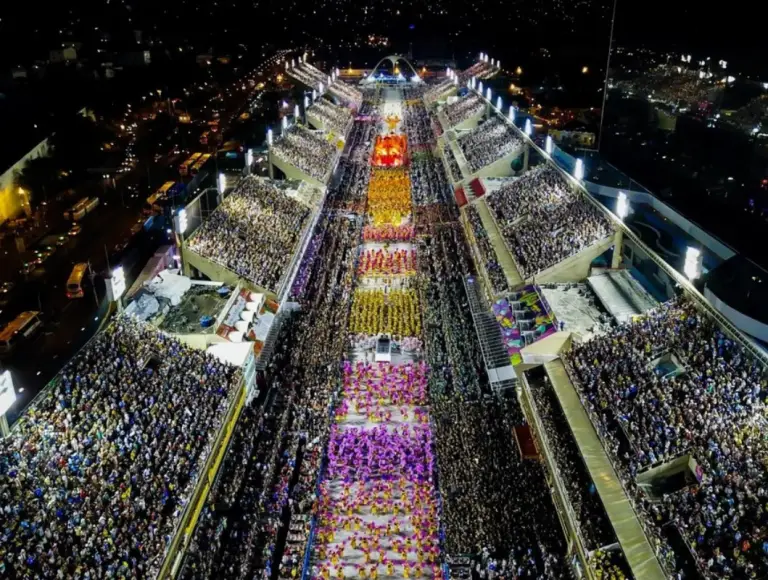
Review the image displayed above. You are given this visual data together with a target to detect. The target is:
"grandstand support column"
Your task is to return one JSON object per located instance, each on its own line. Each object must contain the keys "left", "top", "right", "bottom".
{"left": 523, "top": 143, "right": 530, "bottom": 173}
{"left": 268, "top": 148, "right": 275, "bottom": 179}
{"left": 611, "top": 229, "right": 624, "bottom": 269}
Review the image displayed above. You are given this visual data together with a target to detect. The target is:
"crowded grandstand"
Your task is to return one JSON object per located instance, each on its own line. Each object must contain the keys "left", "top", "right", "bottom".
{"left": 1, "top": 55, "right": 763, "bottom": 580}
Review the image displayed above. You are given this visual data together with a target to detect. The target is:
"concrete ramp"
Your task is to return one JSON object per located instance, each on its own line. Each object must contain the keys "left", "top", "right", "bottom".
{"left": 532, "top": 232, "right": 618, "bottom": 284}
{"left": 473, "top": 199, "right": 524, "bottom": 288}
{"left": 543, "top": 359, "right": 666, "bottom": 580}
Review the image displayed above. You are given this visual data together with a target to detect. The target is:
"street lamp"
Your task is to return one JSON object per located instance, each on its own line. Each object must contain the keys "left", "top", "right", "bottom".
{"left": 524, "top": 119, "right": 533, "bottom": 136}
{"left": 508, "top": 105, "right": 516, "bottom": 121}
{"left": 545, "top": 135, "right": 553, "bottom": 155}
{"left": 496, "top": 96, "right": 502, "bottom": 109}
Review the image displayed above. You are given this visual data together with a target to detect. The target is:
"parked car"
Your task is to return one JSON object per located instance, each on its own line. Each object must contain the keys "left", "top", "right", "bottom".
{"left": 69, "top": 223, "right": 82, "bottom": 236}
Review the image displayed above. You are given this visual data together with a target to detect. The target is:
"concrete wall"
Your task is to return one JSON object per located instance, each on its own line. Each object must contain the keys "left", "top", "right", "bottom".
{"left": 705, "top": 286, "right": 768, "bottom": 343}
{"left": 0, "top": 138, "right": 51, "bottom": 224}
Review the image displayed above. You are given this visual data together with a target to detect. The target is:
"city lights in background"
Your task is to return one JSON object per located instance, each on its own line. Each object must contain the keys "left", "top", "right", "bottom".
{"left": 616, "top": 191, "right": 629, "bottom": 219}
{"left": 545, "top": 135, "right": 553, "bottom": 155}
{"left": 684, "top": 247, "right": 702, "bottom": 280}
{"left": 574, "top": 158, "right": 584, "bottom": 180}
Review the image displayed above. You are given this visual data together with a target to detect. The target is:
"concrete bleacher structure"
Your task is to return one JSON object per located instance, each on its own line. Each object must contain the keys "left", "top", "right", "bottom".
{"left": 181, "top": 177, "right": 324, "bottom": 303}
{"left": 586, "top": 268, "right": 658, "bottom": 323}
{"left": 518, "top": 361, "right": 667, "bottom": 580}
{"left": 269, "top": 124, "right": 342, "bottom": 188}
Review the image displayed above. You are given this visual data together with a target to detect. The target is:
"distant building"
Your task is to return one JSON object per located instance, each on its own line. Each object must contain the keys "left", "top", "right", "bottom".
{"left": 10, "top": 67, "right": 27, "bottom": 80}
{"left": 550, "top": 129, "right": 596, "bottom": 148}
{"left": 0, "top": 139, "right": 51, "bottom": 224}
{"left": 49, "top": 47, "right": 77, "bottom": 64}
{"left": 118, "top": 51, "right": 151, "bottom": 67}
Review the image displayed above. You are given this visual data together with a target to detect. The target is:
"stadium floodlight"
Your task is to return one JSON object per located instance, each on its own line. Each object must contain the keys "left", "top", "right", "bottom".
{"left": 684, "top": 247, "right": 702, "bottom": 280}
{"left": 336, "top": 67, "right": 340, "bottom": 76}
{"left": 319, "top": 82, "right": 324, "bottom": 93}
{"left": 497, "top": 60, "right": 501, "bottom": 70}
{"left": 0, "top": 370, "right": 17, "bottom": 419}
{"left": 292, "top": 58, "right": 296, "bottom": 68}
{"left": 410, "top": 75, "right": 421, "bottom": 83}
{"left": 246, "top": 148, "right": 253, "bottom": 168}
{"left": 218, "top": 172, "right": 226, "bottom": 194}
{"left": 478, "top": 81, "right": 483, "bottom": 94}
{"left": 486, "top": 87, "right": 492, "bottom": 101}
{"left": 496, "top": 96, "right": 502, "bottom": 109}
{"left": 574, "top": 158, "right": 584, "bottom": 180}
{"left": 763, "top": 82, "right": 768, "bottom": 90}
{"left": 109, "top": 266, "right": 126, "bottom": 301}
{"left": 327, "top": 74, "right": 332, "bottom": 84}
{"left": 267, "top": 128, "right": 273, "bottom": 146}
{"left": 282, "top": 116, "right": 288, "bottom": 132}
{"left": 285, "top": 61, "right": 289, "bottom": 70}
{"left": 491, "top": 58, "right": 495, "bottom": 67}
{"left": 446, "top": 67, "right": 450, "bottom": 76}
{"left": 479, "top": 52, "right": 484, "bottom": 61}
{"left": 304, "top": 95, "right": 309, "bottom": 109}
{"left": 508, "top": 105, "right": 516, "bottom": 121}
{"left": 545, "top": 135, "right": 553, "bottom": 155}
{"left": 294, "top": 104, "right": 300, "bottom": 119}
{"left": 524, "top": 119, "right": 532, "bottom": 136}
{"left": 616, "top": 191, "right": 629, "bottom": 220}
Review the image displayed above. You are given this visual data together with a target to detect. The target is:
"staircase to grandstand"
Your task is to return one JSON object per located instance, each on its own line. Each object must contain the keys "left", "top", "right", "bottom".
{"left": 462, "top": 275, "right": 516, "bottom": 389}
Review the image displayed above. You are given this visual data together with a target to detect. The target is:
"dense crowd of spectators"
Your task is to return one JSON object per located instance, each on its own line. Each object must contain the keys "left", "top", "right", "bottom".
{"left": 457, "top": 61, "right": 494, "bottom": 85}
{"left": 526, "top": 371, "right": 617, "bottom": 551}
{"left": 403, "top": 98, "right": 436, "bottom": 147}
{"left": 411, "top": 157, "right": 451, "bottom": 207}
{"left": 272, "top": 124, "right": 337, "bottom": 183}
{"left": 420, "top": 224, "right": 488, "bottom": 399}
{"left": 487, "top": 166, "right": 613, "bottom": 277}
{"left": 187, "top": 177, "right": 311, "bottom": 291}
{"left": 466, "top": 205, "right": 507, "bottom": 294}
{"left": 431, "top": 396, "right": 568, "bottom": 577}
{"left": 442, "top": 93, "right": 485, "bottom": 127}
{"left": 328, "top": 80, "right": 363, "bottom": 109}
{"left": 308, "top": 97, "right": 352, "bottom": 135}
{"left": 182, "top": 205, "right": 363, "bottom": 579}
{"left": 0, "top": 317, "right": 240, "bottom": 578}
{"left": 444, "top": 147, "right": 464, "bottom": 183}
{"left": 566, "top": 298, "right": 768, "bottom": 578}
{"left": 457, "top": 117, "right": 523, "bottom": 173}
{"left": 424, "top": 78, "right": 456, "bottom": 104}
